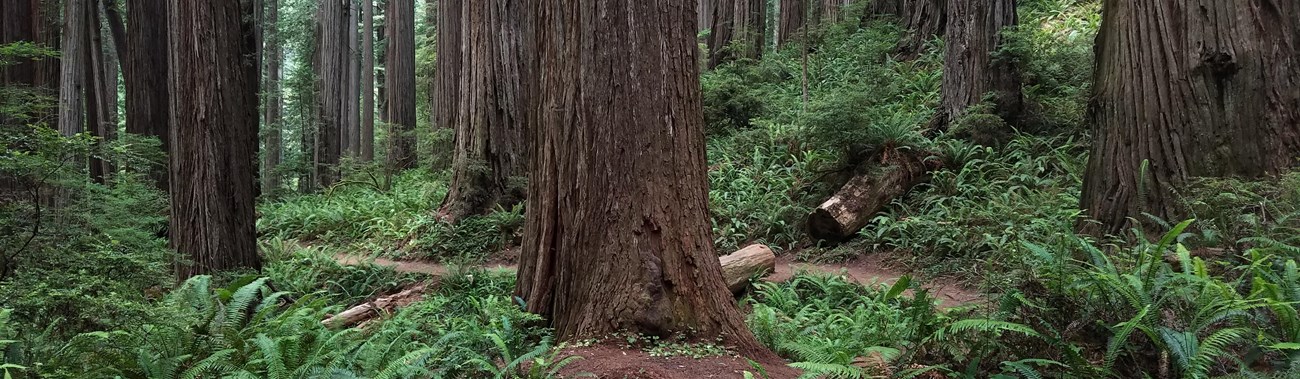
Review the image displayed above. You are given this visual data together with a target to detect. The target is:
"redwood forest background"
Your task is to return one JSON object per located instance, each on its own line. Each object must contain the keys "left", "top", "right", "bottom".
{"left": 2, "top": 0, "right": 1299, "bottom": 378}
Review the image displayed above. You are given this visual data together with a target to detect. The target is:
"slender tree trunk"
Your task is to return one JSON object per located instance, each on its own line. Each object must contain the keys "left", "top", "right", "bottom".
{"left": 1080, "top": 0, "right": 1300, "bottom": 237}
{"left": 698, "top": 0, "right": 715, "bottom": 35}
{"left": 437, "top": 0, "right": 527, "bottom": 222}
{"left": 707, "top": 0, "right": 766, "bottom": 68}
{"left": 125, "top": 0, "right": 170, "bottom": 189}
{"left": 385, "top": 0, "right": 417, "bottom": 172}
{"left": 935, "top": 0, "right": 1021, "bottom": 141}
{"left": 345, "top": 1, "right": 361, "bottom": 158}
{"left": 315, "top": 0, "right": 347, "bottom": 187}
{"left": 516, "top": 0, "right": 772, "bottom": 359}
{"left": 100, "top": 0, "right": 126, "bottom": 64}
{"left": 85, "top": 0, "right": 115, "bottom": 183}
{"left": 776, "top": 0, "right": 805, "bottom": 48}
{"left": 360, "top": 0, "right": 376, "bottom": 162}
{"left": 33, "top": 1, "right": 61, "bottom": 99}
{"left": 375, "top": 0, "right": 388, "bottom": 126}
{"left": 1, "top": 1, "right": 37, "bottom": 88}
{"left": 263, "top": 0, "right": 283, "bottom": 193}
{"left": 58, "top": 0, "right": 88, "bottom": 138}
{"left": 167, "top": 0, "right": 263, "bottom": 278}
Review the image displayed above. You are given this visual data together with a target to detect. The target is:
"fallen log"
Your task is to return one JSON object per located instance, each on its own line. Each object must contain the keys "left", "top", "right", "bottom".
{"left": 807, "top": 153, "right": 931, "bottom": 241}
{"left": 719, "top": 244, "right": 777, "bottom": 293}
{"left": 323, "top": 282, "right": 430, "bottom": 327}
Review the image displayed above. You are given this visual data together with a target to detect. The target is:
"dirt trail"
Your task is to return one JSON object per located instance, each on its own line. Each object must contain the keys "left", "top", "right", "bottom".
{"left": 335, "top": 253, "right": 982, "bottom": 308}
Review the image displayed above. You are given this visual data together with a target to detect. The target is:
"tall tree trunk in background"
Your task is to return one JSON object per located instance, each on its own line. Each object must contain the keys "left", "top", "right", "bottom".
{"left": 1080, "top": 0, "right": 1300, "bottom": 237}
{"left": 344, "top": 1, "right": 361, "bottom": 158}
{"left": 58, "top": 0, "right": 88, "bottom": 138}
{"left": 85, "top": 0, "right": 115, "bottom": 183}
{"left": 263, "top": 0, "right": 283, "bottom": 193}
{"left": 315, "top": 0, "right": 348, "bottom": 187}
{"left": 360, "top": 0, "right": 376, "bottom": 162}
{"left": 515, "top": 0, "right": 772, "bottom": 359}
{"left": 100, "top": 0, "right": 126, "bottom": 63}
{"left": 437, "top": 0, "right": 527, "bottom": 222}
{"left": 698, "top": 0, "right": 715, "bottom": 35}
{"left": 168, "top": 0, "right": 263, "bottom": 278}
{"left": 935, "top": 0, "right": 1020, "bottom": 142}
{"left": 125, "top": 0, "right": 170, "bottom": 189}
{"left": 776, "top": 0, "right": 805, "bottom": 48}
{"left": 707, "top": 0, "right": 766, "bottom": 68}
{"left": 33, "top": 1, "right": 61, "bottom": 101}
{"left": 866, "top": 0, "right": 945, "bottom": 59}
{"left": 385, "top": 0, "right": 417, "bottom": 172}
{"left": 432, "top": 0, "right": 460, "bottom": 133}
{"left": 1, "top": 1, "right": 37, "bottom": 88}
{"left": 375, "top": 0, "right": 388, "bottom": 126}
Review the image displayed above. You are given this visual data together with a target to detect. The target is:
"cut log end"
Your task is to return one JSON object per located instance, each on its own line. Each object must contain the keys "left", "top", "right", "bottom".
{"left": 807, "top": 207, "right": 851, "bottom": 241}
{"left": 806, "top": 153, "right": 932, "bottom": 242}
{"left": 719, "top": 244, "right": 777, "bottom": 293}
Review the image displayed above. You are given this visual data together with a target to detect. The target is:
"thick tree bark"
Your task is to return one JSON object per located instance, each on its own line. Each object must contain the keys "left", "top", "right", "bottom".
{"left": 167, "top": 0, "right": 263, "bottom": 278}
{"left": 432, "top": 0, "right": 461, "bottom": 134}
{"left": 58, "top": 0, "right": 89, "bottom": 138}
{"left": 437, "top": 0, "right": 528, "bottom": 222}
{"left": 124, "top": 0, "right": 170, "bottom": 189}
{"left": 1080, "top": 0, "right": 1300, "bottom": 237}
{"left": 385, "top": 0, "right": 417, "bottom": 172}
{"left": 315, "top": 0, "right": 348, "bottom": 187}
{"left": 262, "top": 0, "right": 283, "bottom": 193}
{"left": 935, "top": 0, "right": 1021, "bottom": 138}
{"left": 807, "top": 152, "right": 931, "bottom": 241}
{"left": 515, "top": 0, "right": 772, "bottom": 358}
{"left": 707, "top": 0, "right": 766, "bottom": 67}
{"left": 360, "top": 0, "right": 376, "bottom": 162}
{"left": 867, "top": 0, "right": 946, "bottom": 59}
{"left": 1, "top": 1, "right": 37, "bottom": 87}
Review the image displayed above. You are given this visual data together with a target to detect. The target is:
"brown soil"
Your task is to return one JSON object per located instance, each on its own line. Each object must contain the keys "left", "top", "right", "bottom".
{"left": 338, "top": 252, "right": 983, "bottom": 308}
{"left": 763, "top": 254, "right": 984, "bottom": 308}
{"left": 556, "top": 343, "right": 800, "bottom": 379}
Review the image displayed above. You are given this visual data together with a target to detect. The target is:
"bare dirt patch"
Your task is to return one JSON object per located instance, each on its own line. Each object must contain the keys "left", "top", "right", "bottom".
{"left": 556, "top": 343, "right": 800, "bottom": 379}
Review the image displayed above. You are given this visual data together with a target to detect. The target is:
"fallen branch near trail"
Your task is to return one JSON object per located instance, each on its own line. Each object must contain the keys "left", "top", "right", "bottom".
{"left": 323, "top": 282, "right": 430, "bottom": 327}
{"left": 807, "top": 152, "right": 933, "bottom": 241}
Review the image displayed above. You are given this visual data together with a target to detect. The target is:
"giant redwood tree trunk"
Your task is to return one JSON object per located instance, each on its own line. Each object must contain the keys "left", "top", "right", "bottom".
{"left": 437, "top": 0, "right": 527, "bottom": 222}
{"left": 707, "top": 0, "right": 766, "bottom": 67}
{"left": 58, "top": 0, "right": 88, "bottom": 138}
{"left": 125, "top": 0, "right": 170, "bottom": 189}
{"left": 1080, "top": 0, "right": 1300, "bottom": 237}
{"left": 936, "top": 0, "right": 1021, "bottom": 136}
{"left": 515, "top": 0, "right": 772, "bottom": 357}
{"left": 432, "top": 0, "right": 461, "bottom": 134}
{"left": 167, "top": 0, "right": 263, "bottom": 278}
{"left": 360, "top": 0, "right": 376, "bottom": 162}
{"left": 344, "top": 1, "right": 361, "bottom": 158}
{"left": 776, "top": 0, "right": 806, "bottom": 48}
{"left": 315, "top": 0, "right": 348, "bottom": 187}
{"left": 385, "top": 0, "right": 417, "bottom": 172}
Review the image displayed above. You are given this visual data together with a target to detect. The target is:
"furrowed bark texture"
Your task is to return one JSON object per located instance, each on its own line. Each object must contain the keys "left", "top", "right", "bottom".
{"left": 937, "top": 0, "right": 1021, "bottom": 133}
{"left": 345, "top": 1, "right": 361, "bottom": 158}
{"left": 707, "top": 0, "right": 766, "bottom": 67}
{"left": 437, "top": 0, "right": 528, "bottom": 222}
{"left": 2, "top": 0, "right": 37, "bottom": 89}
{"left": 385, "top": 0, "right": 417, "bottom": 171}
{"left": 515, "top": 0, "right": 771, "bottom": 357}
{"left": 360, "top": 0, "right": 376, "bottom": 161}
{"left": 315, "top": 0, "right": 348, "bottom": 187}
{"left": 86, "top": 0, "right": 116, "bottom": 183}
{"left": 433, "top": 0, "right": 462, "bottom": 133}
{"left": 125, "top": 0, "right": 171, "bottom": 189}
{"left": 263, "top": 0, "right": 283, "bottom": 192}
{"left": 168, "top": 0, "right": 263, "bottom": 278}
{"left": 1080, "top": 0, "right": 1300, "bottom": 236}
{"left": 58, "top": 0, "right": 88, "bottom": 138}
